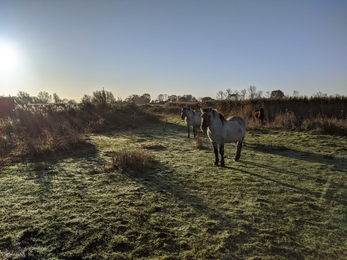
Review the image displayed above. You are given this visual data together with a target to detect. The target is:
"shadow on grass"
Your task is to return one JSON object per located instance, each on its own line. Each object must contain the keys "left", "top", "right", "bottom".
{"left": 122, "top": 163, "right": 308, "bottom": 259}
{"left": 247, "top": 142, "right": 347, "bottom": 172}
{"left": 246, "top": 142, "right": 347, "bottom": 205}
{"left": 238, "top": 157, "right": 347, "bottom": 207}
{"left": 230, "top": 162, "right": 323, "bottom": 198}
{"left": 246, "top": 144, "right": 347, "bottom": 195}
{"left": 123, "top": 163, "right": 255, "bottom": 253}
{"left": 28, "top": 141, "right": 99, "bottom": 164}
{"left": 25, "top": 141, "right": 100, "bottom": 195}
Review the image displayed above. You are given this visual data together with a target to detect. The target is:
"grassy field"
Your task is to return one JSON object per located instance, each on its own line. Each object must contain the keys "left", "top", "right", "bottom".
{"left": 1, "top": 117, "right": 346, "bottom": 259}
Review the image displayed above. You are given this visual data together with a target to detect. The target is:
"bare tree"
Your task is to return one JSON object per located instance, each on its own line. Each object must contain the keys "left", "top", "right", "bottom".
{"left": 270, "top": 90, "right": 285, "bottom": 99}
{"left": 37, "top": 91, "right": 52, "bottom": 103}
{"left": 225, "top": 89, "right": 232, "bottom": 100}
{"left": 16, "top": 91, "right": 33, "bottom": 105}
{"left": 255, "top": 90, "right": 263, "bottom": 99}
{"left": 232, "top": 90, "right": 240, "bottom": 100}
{"left": 92, "top": 89, "right": 115, "bottom": 107}
{"left": 293, "top": 90, "right": 299, "bottom": 97}
{"left": 240, "top": 89, "right": 247, "bottom": 100}
{"left": 168, "top": 95, "right": 178, "bottom": 102}
{"left": 312, "top": 91, "right": 327, "bottom": 98}
{"left": 248, "top": 86, "right": 257, "bottom": 99}
{"left": 53, "top": 93, "right": 61, "bottom": 103}
{"left": 200, "top": 96, "right": 214, "bottom": 102}
{"left": 138, "top": 93, "right": 151, "bottom": 104}
{"left": 216, "top": 90, "right": 225, "bottom": 100}
{"left": 126, "top": 94, "right": 140, "bottom": 103}
{"left": 183, "top": 94, "right": 196, "bottom": 102}
{"left": 156, "top": 94, "right": 165, "bottom": 102}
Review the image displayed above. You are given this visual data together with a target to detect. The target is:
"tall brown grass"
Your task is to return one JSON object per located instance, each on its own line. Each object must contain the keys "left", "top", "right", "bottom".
{"left": 301, "top": 116, "right": 347, "bottom": 135}
{"left": 200, "top": 96, "right": 347, "bottom": 120}
{"left": 153, "top": 97, "right": 347, "bottom": 135}
{"left": 0, "top": 94, "right": 159, "bottom": 164}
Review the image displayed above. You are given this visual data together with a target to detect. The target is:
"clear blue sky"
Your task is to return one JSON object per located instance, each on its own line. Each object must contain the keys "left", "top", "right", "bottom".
{"left": 1, "top": 0, "right": 346, "bottom": 101}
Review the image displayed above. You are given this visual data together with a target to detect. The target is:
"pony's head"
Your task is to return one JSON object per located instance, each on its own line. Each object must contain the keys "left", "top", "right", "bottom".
{"left": 181, "top": 107, "right": 188, "bottom": 120}
{"left": 200, "top": 107, "right": 214, "bottom": 134}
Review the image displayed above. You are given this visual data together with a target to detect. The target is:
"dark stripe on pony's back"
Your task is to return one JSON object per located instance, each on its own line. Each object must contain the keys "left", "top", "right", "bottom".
{"left": 219, "top": 113, "right": 225, "bottom": 126}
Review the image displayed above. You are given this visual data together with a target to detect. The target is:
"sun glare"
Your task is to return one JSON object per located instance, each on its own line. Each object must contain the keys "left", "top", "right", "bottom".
{"left": 0, "top": 43, "right": 18, "bottom": 71}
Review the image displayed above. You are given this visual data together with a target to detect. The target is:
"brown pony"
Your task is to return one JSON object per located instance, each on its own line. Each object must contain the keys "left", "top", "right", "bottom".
{"left": 252, "top": 108, "right": 265, "bottom": 124}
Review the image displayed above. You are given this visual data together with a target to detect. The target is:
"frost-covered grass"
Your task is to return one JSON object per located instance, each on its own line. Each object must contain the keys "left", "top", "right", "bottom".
{"left": 1, "top": 117, "right": 346, "bottom": 259}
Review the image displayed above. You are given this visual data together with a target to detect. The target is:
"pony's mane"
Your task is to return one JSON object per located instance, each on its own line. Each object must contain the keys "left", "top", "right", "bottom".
{"left": 213, "top": 109, "right": 226, "bottom": 124}
{"left": 202, "top": 108, "right": 226, "bottom": 125}
{"left": 183, "top": 107, "right": 194, "bottom": 112}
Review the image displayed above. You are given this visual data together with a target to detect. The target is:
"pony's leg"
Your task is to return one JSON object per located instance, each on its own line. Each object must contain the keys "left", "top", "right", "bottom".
{"left": 193, "top": 126, "right": 197, "bottom": 138}
{"left": 212, "top": 142, "right": 219, "bottom": 166}
{"left": 187, "top": 125, "right": 190, "bottom": 138}
{"left": 220, "top": 144, "right": 225, "bottom": 167}
{"left": 235, "top": 141, "right": 243, "bottom": 161}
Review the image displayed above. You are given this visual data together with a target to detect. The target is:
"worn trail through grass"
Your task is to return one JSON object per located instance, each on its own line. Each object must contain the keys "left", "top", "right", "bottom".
{"left": 1, "top": 117, "right": 347, "bottom": 259}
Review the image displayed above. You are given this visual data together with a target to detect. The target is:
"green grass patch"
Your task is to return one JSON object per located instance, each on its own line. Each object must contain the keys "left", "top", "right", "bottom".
{"left": 1, "top": 118, "right": 347, "bottom": 259}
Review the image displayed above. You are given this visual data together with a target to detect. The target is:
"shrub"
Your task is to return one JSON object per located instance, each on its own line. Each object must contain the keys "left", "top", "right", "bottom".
{"left": 272, "top": 110, "right": 299, "bottom": 130}
{"left": 110, "top": 148, "right": 155, "bottom": 172}
{"left": 301, "top": 116, "right": 347, "bottom": 135}
{"left": 195, "top": 133, "right": 205, "bottom": 149}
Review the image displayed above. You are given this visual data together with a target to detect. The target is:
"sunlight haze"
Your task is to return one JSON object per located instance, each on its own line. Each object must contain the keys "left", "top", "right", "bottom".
{"left": 0, "top": 42, "right": 18, "bottom": 71}
{"left": 0, "top": 0, "right": 346, "bottom": 101}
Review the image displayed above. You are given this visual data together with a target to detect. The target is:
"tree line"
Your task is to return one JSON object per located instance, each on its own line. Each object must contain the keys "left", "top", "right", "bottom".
{"left": 9, "top": 86, "right": 344, "bottom": 107}
{"left": 129, "top": 86, "right": 342, "bottom": 104}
